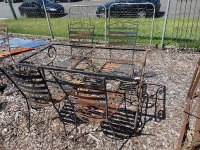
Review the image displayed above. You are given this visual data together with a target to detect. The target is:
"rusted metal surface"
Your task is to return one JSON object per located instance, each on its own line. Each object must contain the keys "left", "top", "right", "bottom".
{"left": 194, "top": 94, "right": 200, "bottom": 143}
{"left": 108, "top": 23, "right": 139, "bottom": 48}
{"left": 2, "top": 43, "right": 148, "bottom": 150}
{"left": 0, "top": 65, "right": 66, "bottom": 132}
{"left": 68, "top": 25, "right": 95, "bottom": 61}
{"left": 17, "top": 44, "right": 147, "bottom": 132}
{"left": 0, "top": 48, "right": 34, "bottom": 58}
{"left": 18, "top": 44, "right": 147, "bottom": 80}
{"left": 176, "top": 58, "right": 200, "bottom": 150}
{"left": 54, "top": 75, "right": 124, "bottom": 122}
{"left": 100, "top": 62, "right": 120, "bottom": 72}
{"left": 68, "top": 25, "right": 95, "bottom": 46}
{"left": 52, "top": 73, "right": 126, "bottom": 150}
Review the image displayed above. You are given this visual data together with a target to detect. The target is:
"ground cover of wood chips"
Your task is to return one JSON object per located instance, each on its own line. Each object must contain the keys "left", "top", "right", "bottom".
{"left": 0, "top": 36, "right": 200, "bottom": 150}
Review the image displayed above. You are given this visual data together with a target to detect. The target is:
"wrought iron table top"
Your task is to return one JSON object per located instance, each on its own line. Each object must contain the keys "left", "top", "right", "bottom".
{"left": 17, "top": 43, "right": 148, "bottom": 129}
{"left": 17, "top": 44, "right": 147, "bottom": 82}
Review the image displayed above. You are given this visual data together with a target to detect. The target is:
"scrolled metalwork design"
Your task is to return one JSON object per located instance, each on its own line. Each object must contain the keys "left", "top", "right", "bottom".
{"left": 47, "top": 46, "right": 56, "bottom": 58}
{"left": 46, "top": 46, "right": 57, "bottom": 66}
{"left": 156, "top": 86, "right": 165, "bottom": 95}
{"left": 154, "top": 86, "right": 166, "bottom": 122}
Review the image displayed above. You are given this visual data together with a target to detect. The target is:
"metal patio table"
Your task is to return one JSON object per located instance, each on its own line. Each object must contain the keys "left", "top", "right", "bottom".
{"left": 17, "top": 43, "right": 147, "bottom": 129}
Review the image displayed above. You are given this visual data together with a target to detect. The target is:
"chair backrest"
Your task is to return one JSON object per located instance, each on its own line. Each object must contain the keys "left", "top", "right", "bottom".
{"left": 108, "top": 23, "right": 138, "bottom": 48}
{"left": 0, "top": 65, "right": 52, "bottom": 109}
{"left": 68, "top": 25, "right": 95, "bottom": 46}
{"left": 54, "top": 75, "right": 124, "bottom": 122}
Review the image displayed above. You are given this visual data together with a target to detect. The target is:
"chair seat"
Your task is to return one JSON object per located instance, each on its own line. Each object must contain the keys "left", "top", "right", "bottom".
{"left": 29, "top": 95, "right": 65, "bottom": 109}
{"left": 75, "top": 101, "right": 121, "bottom": 122}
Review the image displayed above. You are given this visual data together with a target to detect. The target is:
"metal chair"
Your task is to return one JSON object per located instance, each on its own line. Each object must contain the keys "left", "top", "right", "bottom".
{"left": 68, "top": 25, "right": 95, "bottom": 46}
{"left": 107, "top": 22, "right": 138, "bottom": 48}
{"left": 0, "top": 65, "right": 66, "bottom": 132}
{"left": 68, "top": 24, "right": 95, "bottom": 57}
{"left": 107, "top": 22, "right": 139, "bottom": 61}
{"left": 53, "top": 73, "right": 126, "bottom": 150}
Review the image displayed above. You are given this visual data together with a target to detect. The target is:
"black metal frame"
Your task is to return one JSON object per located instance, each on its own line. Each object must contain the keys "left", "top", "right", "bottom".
{"left": 0, "top": 64, "right": 66, "bottom": 132}
{"left": 52, "top": 72, "right": 127, "bottom": 150}
{"left": 17, "top": 43, "right": 147, "bottom": 130}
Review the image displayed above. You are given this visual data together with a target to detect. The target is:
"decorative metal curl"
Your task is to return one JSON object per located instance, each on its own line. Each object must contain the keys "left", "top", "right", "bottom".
{"left": 46, "top": 46, "right": 57, "bottom": 66}
{"left": 157, "top": 86, "right": 165, "bottom": 95}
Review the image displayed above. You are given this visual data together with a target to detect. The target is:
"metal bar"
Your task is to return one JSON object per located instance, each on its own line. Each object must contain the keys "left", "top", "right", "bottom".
{"left": 175, "top": 0, "right": 183, "bottom": 42}
{"left": 104, "top": 6, "right": 107, "bottom": 45}
{"left": 194, "top": 94, "right": 200, "bottom": 142}
{"left": 189, "top": 0, "right": 198, "bottom": 40}
{"left": 176, "top": 58, "right": 200, "bottom": 150}
{"left": 180, "top": 0, "right": 188, "bottom": 40}
{"left": 73, "top": 55, "right": 144, "bottom": 64}
{"left": 7, "top": 0, "right": 17, "bottom": 20}
{"left": 176, "top": 99, "right": 191, "bottom": 149}
{"left": 18, "top": 44, "right": 146, "bottom": 59}
{"left": 188, "top": 58, "right": 200, "bottom": 98}
{"left": 193, "top": 9, "right": 200, "bottom": 42}
{"left": 42, "top": 0, "right": 54, "bottom": 39}
{"left": 161, "top": 0, "right": 171, "bottom": 48}
{"left": 184, "top": 0, "right": 193, "bottom": 43}
{"left": 18, "top": 60, "right": 139, "bottom": 82}
{"left": 103, "top": 78, "right": 109, "bottom": 120}
{"left": 171, "top": 0, "right": 179, "bottom": 39}
{"left": 149, "top": 4, "right": 155, "bottom": 45}
{"left": 184, "top": 110, "right": 200, "bottom": 120}
{"left": 70, "top": 50, "right": 97, "bottom": 69}
{"left": 135, "top": 51, "right": 146, "bottom": 128}
{"left": 17, "top": 44, "right": 147, "bottom": 82}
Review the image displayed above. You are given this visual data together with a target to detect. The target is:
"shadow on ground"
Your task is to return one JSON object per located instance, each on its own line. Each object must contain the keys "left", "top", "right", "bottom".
{"left": 58, "top": 82, "right": 166, "bottom": 149}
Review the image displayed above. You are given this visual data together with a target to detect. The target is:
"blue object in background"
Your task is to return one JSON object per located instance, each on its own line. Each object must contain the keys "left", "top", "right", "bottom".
{"left": 9, "top": 38, "right": 33, "bottom": 48}
{"left": 8, "top": 38, "right": 48, "bottom": 48}
{"left": 22, "top": 40, "right": 49, "bottom": 48}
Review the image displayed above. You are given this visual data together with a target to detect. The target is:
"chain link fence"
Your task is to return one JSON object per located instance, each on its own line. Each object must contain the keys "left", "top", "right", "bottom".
{"left": 0, "top": 0, "right": 163, "bottom": 47}
{"left": 0, "top": 0, "right": 199, "bottom": 50}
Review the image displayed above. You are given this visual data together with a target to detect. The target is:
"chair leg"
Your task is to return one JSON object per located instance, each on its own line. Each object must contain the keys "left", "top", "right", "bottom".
{"left": 51, "top": 102, "right": 67, "bottom": 136}
{"left": 108, "top": 120, "right": 118, "bottom": 150}
{"left": 124, "top": 100, "right": 128, "bottom": 119}
{"left": 124, "top": 100, "right": 130, "bottom": 137}
{"left": 63, "top": 110, "right": 77, "bottom": 137}
{"left": 67, "top": 101, "right": 78, "bottom": 141}
{"left": 134, "top": 107, "right": 139, "bottom": 129}
{"left": 70, "top": 47, "right": 74, "bottom": 59}
{"left": 74, "top": 115, "right": 78, "bottom": 142}
{"left": 63, "top": 123, "right": 67, "bottom": 136}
